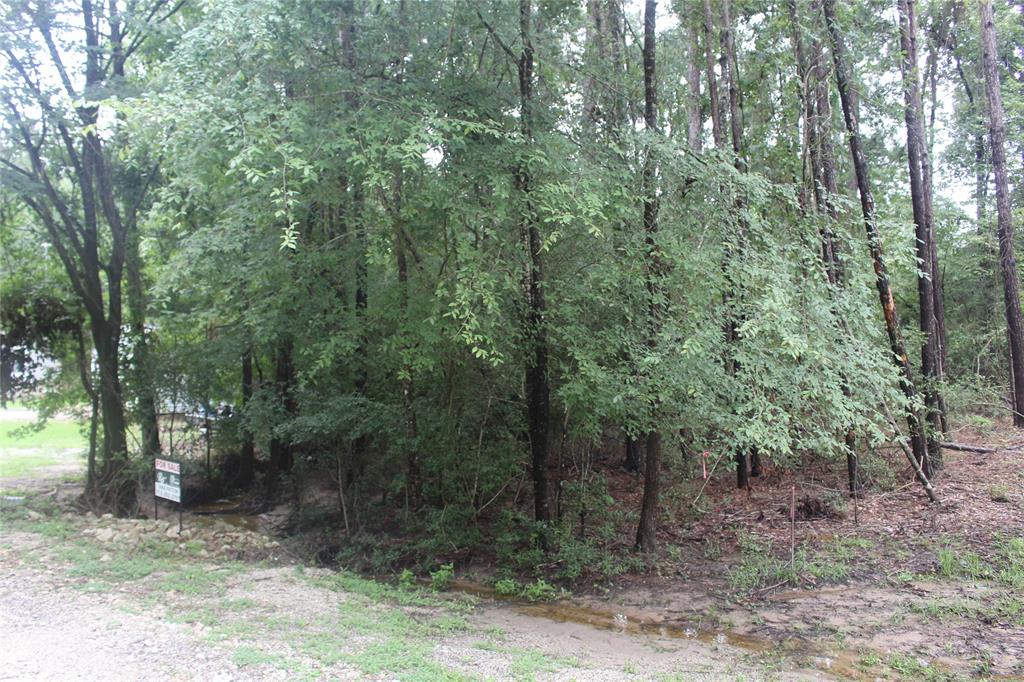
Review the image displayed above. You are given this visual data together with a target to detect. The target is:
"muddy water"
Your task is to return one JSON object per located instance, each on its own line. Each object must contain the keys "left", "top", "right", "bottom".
{"left": 449, "top": 579, "right": 873, "bottom": 680}
{"left": 188, "top": 497, "right": 260, "bottom": 532}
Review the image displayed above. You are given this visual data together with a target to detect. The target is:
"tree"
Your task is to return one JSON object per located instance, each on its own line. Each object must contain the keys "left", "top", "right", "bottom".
{"left": 978, "top": 0, "right": 1024, "bottom": 427}
{"left": 823, "top": 0, "right": 935, "bottom": 499}
{"left": 0, "top": 0, "right": 176, "bottom": 510}
{"left": 635, "top": 0, "right": 663, "bottom": 553}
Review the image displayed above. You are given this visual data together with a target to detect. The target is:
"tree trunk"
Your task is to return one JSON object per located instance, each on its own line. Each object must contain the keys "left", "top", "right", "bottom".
{"left": 823, "top": 0, "right": 933, "bottom": 496}
{"left": 635, "top": 0, "right": 662, "bottom": 554}
{"left": 624, "top": 435, "right": 641, "bottom": 473}
{"left": 74, "top": 325, "right": 99, "bottom": 498}
{"left": 239, "top": 350, "right": 255, "bottom": 488}
{"left": 518, "top": 0, "right": 551, "bottom": 528}
{"left": 686, "top": 9, "right": 703, "bottom": 153}
{"left": 702, "top": 0, "right": 724, "bottom": 148}
{"left": 721, "top": 0, "right": 759, "bottom": 485}
{"left": 978, "top": 0, "right": 1024, "bottom": 427}
{"left": 795, "top": 0, "right": 862, "bottom": 495}
{"left": 126, "top": 223, "right": 161, "bottom": 461}
{"left": 266, "top": 341, "right": 294, "bottom": 502}
{"left": 897, "top": 0, "right": 942, "bottom": 473}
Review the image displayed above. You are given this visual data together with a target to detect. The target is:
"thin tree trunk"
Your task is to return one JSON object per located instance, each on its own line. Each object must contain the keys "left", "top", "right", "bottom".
{"left": 702, "top": 0, "right": 724, "bottom": 148}
{"left": 518, "top": 0, "right": 551, "bottom": 528}
{"left": 802, "top": 1, "right": 862, "bottom": 495}
{"left": 897, "top": 0, "right": 942, "bottom": 474}
{"left": 74, "top": 325, "right": 99, "bottom": 498}
{"left": 239, "top": 350, "right": 255, "bottom": 488}
{"left": 721, "top": 0, "right": 758, "bottom": 485}
{"left": 979, "top": 0, "right": 1024, "bottom": 427}
{"left": 635, "top": 0, "right": 662, "bottom": 553}
{"left": 266, "top": 341, "right": 294, "bottom": 502}
{"left": 686, "top": 10, "right": 703, "bottom": 153}
{"left": 127, "top": 225, "right": 161, "bottom": 461}
{"left": 823, "top": 0, "right": 933, "bottom": 496}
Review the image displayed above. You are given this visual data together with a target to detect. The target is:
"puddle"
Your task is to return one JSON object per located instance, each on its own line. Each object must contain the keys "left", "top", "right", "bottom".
{"left": 189, "top": 497, "right": 260, "bottom": 532}
{"left": 448, "top": 579, "right": 875, "bottom": 680}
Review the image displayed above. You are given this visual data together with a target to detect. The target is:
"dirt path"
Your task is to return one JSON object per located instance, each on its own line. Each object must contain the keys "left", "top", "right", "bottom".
{"left": 0, "top": 521, "right": 813, "bottom": 681}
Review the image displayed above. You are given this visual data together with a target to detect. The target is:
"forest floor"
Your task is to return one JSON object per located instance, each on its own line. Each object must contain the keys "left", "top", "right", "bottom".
{"left": 1, "top": 412, "right": 1023, "bottom": 680}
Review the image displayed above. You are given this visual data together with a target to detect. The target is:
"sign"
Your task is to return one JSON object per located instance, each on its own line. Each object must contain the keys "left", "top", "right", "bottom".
{"left": 155, "top": 458, "right": 182, "bottom": 503}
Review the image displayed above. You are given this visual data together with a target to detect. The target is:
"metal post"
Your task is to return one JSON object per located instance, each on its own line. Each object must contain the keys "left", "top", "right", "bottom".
{"left": 178, "top": 502, "right": 182, "bottom": 534}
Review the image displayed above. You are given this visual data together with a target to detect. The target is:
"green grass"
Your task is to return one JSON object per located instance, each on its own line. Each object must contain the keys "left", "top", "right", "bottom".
{"left": 886, "top": 652, "right": 968, "bottom": 681}
{"left": 0, "top": 414, "right": 87, "bottom": 480}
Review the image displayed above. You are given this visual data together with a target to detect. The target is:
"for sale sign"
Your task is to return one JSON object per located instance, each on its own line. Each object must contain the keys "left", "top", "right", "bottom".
{"left": 155, "top": 458, "right": 182, "bottom": 503}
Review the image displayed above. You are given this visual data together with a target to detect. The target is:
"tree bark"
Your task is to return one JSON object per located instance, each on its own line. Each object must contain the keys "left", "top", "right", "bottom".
{"left": 795, "top": 0, "right": 862, "bottom": 495}
{"left": 239, "top": 350, "right": 255, "bottom": 488}
{"left": 635, "top": 0, "right": 662, "bottom": 553}
{"left": 721, "top": 0, "right": 759, "bottom": 484}
{"left": 897, "top": 0, "right": 942, "bottom": 474}
{"left": 266, "top": 341, "right": 295, "bottom": 502}
{"left": 702, "top": 0, "right": 724, "bottom": 148}
{"left": 978, "top": 0, "right": 1024, "bottom": 427}
{"left": 126, "top": 223, "right": 161, "bottom": 461}
{"left": 686, "top": 9, "right": 703, "bottom": 153}
{"left": 517, "top": 0, "right": 551, "bottom": 528}
{"left": 823, "top": 0, "right": 933, "bottom": 495}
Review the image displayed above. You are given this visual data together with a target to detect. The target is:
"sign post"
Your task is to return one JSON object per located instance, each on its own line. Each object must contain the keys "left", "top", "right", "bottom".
{"left": 154, "top": 458, "right": 183, "bottom": 534}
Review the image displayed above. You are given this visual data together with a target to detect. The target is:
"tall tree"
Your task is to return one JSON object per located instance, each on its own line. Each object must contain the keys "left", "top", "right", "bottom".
{"left": 0, "top": 0, "right": 172, "bottom": 510}
{"left": 823, "top": 0, "right": 936, "bottom": 499}
{"left": 516, "top": 0, "right": 552, "bottom": 527}
{"left": 978, "top": 0, "right": 1024, "bottom": 427}
{"left": 897, "top": 0, "right": 944, "bottom": 469}
{"left": 635, "top": 0, "right": 663, "bottom": 553}
{"left": 790, "top": 0, "right": 861, "bottom": 495}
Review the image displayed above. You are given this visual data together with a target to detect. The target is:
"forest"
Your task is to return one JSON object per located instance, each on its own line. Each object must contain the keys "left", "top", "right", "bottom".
{"left": 1, "top": 0, "right": 1023, "bottom": 586}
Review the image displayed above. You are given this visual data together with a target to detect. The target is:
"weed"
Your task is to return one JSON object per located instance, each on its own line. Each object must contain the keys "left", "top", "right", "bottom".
{"left": 397, "top": 568, "right": 416, "bottom": 589}
{"left": 494, "top": 578, "right": 520, "bottom": 597}
{"left": 521, "top": 578, "right": 558, "bottom": 602}
{"left": 430, "top": 562, "right": 454, "bottom": 591}
{"left": 989, "top": 484, "right": 1011, "bottom": 502}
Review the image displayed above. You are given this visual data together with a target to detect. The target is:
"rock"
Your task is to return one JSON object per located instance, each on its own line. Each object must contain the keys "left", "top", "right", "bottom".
{"left": 165, "top": 525, "right": 181, "bottom": 539}
{"left": 26, "top": 510, "right": 42, "bottom": 521}
{"left": 100, "top": 554, "right": 112, "bottom": 563}
{"left": 95, "top": 528, "right": 115, "bottom": 543}
{"left": 101, "top": 513, "right": 114, "bottom": 520}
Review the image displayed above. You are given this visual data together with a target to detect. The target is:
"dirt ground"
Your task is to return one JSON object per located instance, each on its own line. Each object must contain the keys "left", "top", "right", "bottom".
{"left": 0, "top": 526, "right": 812, "bottom": 681}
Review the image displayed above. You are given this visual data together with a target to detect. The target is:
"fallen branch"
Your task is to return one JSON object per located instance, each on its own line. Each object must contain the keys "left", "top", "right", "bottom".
{"left": 940, "top": 441, "right": 1024, "bottom": 454}
{"left": 940, "top": 442, "right": 997, "bottom": 454}
{"left": 881, "top": 400, "right": 938, "bottom": 503}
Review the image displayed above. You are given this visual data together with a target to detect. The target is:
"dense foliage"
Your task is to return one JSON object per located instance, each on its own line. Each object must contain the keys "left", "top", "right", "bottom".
{"left": 1, "top": 0, "right": 1022, "bottom": 567}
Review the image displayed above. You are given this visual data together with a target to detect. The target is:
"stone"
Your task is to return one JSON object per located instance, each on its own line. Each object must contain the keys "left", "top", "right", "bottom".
{"left": 165, "top": 525, "right": 181, "bottom": 539}
{"left": 95, "top": 527, "right": 115, "bottom": 543}
{"left": 25, "top": 510, "right": 42, "bottom": 521}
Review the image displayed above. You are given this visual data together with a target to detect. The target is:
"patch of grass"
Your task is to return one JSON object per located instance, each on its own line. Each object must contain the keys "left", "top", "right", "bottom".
{"left": 0, "top": 417, "right": 87, "bottom": 451}
{"left": 509, "top": 649, "right": 566, "bottom": 680}
{"left": 231, "top": 646, "right": 297, "bottom": 671}
{"left": 989, "top": 484, "right": 1011, "bottom": 502}
{"left": 155, "top": 565, "right": 236, "bottom": 596}
{"left": 350, "top": 638, "right": 466, "bottom": 681}
{"left": 728, "top": 533, "right": 797, "bottom": 591}
{"left": 62, "top": 544, "right": 161, "bottom": 589}
{"left": 220, "top": 597, "right": 257, "bottom": 611}
{"left": 886, "top": 652, "right": 967, "bottom": 681}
